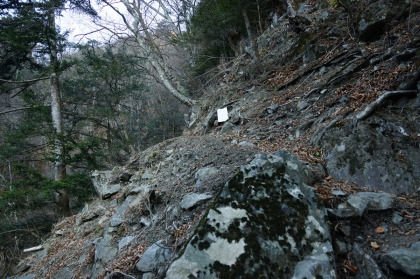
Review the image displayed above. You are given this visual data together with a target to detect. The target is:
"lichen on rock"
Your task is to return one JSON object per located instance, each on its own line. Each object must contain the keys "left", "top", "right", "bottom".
{"left": 166, "top": 151, "right": 335, "bottom": 279}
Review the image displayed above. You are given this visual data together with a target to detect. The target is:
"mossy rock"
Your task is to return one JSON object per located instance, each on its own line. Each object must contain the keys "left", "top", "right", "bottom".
{"left": 166, "top": 152, "right": 334, "bottom": 279}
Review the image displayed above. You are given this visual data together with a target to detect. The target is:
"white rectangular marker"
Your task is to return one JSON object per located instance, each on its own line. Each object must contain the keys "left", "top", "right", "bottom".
{"left": 217, "top": 107, "right": 229, "bottom": 122}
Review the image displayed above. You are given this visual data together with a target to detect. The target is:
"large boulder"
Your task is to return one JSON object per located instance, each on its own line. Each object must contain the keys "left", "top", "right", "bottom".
{"left": 351, "top": 243, "right": 387, "bottom": 279}
{"left": 92, "top": 234, "right": 118, "bottom": 278}
{"left": 165, "top": 151, "right": 335, "bottom": 279}
{"left": 383, "top": 241, "right": 420, "bottom": 276}
{"left": 110, "top": 195, "right": 143, "bottom": 227}
{"left": 333, "top": 192, "right": 393, "bottom": 218}
{"left": 320, "top": 118, "right": 420, "bottom": 195}
{"left": 357, "top": 0, "right": 407, "bottom": 41}
{"left": 136, "top": 240, "right": 171, "bottom": 273}
{"left": 91, "top": 170, "right": 121, "bottom": 199}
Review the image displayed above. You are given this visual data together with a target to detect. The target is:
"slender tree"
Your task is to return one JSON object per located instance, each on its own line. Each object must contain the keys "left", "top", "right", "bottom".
{"left": 239, "top": 0, "right": 263, "bottom": 72}
{"left": 0, "top": 0, "right": 97, "bottom": 217}
{"left": 101, "top": 0, "right": 197, "bottom": 107}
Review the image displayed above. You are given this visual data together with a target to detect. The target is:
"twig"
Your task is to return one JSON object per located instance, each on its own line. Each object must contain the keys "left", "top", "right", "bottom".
{"left": 0, "top": 77, "right": 49, "bottom": 84}
{"left": 23, "top": 245, "right": 43, "bottom": 253}
{"left": 0, "top": 228, "right": 32, "bottom": 236}
{"left": 356, "top": 90, "right": 417, "bottom": 121}
{"left": 104, "top": 271, "right": 136, "bottom": 279}
{"left": 0, "top": 105, "right": 50, "bottom": 116}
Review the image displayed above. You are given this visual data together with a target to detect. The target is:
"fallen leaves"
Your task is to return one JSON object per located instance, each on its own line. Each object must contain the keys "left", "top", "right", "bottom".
{"left": 374, "top": 227, "right": 385, "bottom": 234}
{"left": 370, "top": 241, "right": 380, "bottom": 249}
{"left": 343, "top": 259, "right": 358, "bottom": 274}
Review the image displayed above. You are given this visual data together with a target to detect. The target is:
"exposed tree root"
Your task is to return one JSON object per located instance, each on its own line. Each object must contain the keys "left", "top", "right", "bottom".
{"left": 356, "top": 90, "right": 417, "bottom": 121}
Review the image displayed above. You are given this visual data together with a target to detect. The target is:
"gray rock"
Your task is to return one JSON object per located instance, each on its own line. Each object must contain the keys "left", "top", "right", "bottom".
{"left": 297, "top": 100, "right": 309, "bottom": 111}
{"left": 142, "top": 273, "right": 155, "bottom": 279}
{"left": 357, "top": 0, "right": 406, "bottom": 41}
{"left": 140, "top": 216, "right": 151, "bottom": 227}
{"left": 14, "top": 275, "right": 35, "bottom": 279}
{"left": 169, "top": 205, "right": 181, "bottom": 219}
{"left": 91, "top": 170, "right": 121, "bottom": 199}
{"left": 136, "top": 240, "right": 171, "bottom": 273}
{"left": 166, "top": 152, "right": 334, "bottom": 279}
{"left": 383, "top": 241, "right": 420, "bottom": 276}
{"left": 119, "top": 171, "right": 133, "bottom": 182}
{"left": 188, "top": 105, "right": 201, "bottom": 129}
{"left": 335, "top": 240, "right": 348, "bottom": 255}
{"left": 81, "top": 205, "right": 106, "bottom": 223}
{"left": 339, "top": 226, "right": 351, "bottom": 237}
{"left": 321, "top": 114, "right": 420, "bottom": 195}
{"left": 298, "top": 3, "right": 310, "bottom": 15}
{"left": 53, "top": 267, "right": 73, "bottom": 279}
{"left": 204, "top": 111, "right": 217, "bottom": 128}
{"left": 220, "top": 122, "right": 237, "bottom": 134}
{"left": 351, "top": 243, "right": 387, "bottom": 279}
{"left": 95, "top": 234, "right": 117, "bottom": 265}
{"left": 238, "top": 141, "right": 254, "bottom": 147}
{"left": 110, "top": 217, "right": 124, "bottom": 227}
{"left": 195, "top": 167, "right": 218, "bottom": 186}
{"left": 392, "top": 212, "right": 403, "bottom": 224}
{"left": 128, "top": 184, "right": 150, "bottom": 196}
{"left": 142, "top": 170, "right": 153, "bottom": 180}
{"left": 314, "top": 163, "right": 327, "bottom": 177}
{"left": 119, "top": 236, "right": 135, "bottom": 251}
{"left": 110, "top": 195, "right": 143, "bottom": 227}
{"left": 265, "top": 104, "right": 279, "bottom": 115}
{"left": 331, "top": 190, "right": 346, "bottom": 196}
{"left": 180, "top": 193, "right": 213, "bottom": 210}
{"left": 293, "top": 252, "right": 335, "bottom": 279}
{"left": 334, "top": 192, "right": 393, "bottom": 218}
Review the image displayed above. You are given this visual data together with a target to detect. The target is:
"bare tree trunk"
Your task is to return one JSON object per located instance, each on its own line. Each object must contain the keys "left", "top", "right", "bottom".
{"left": 48, "top": 7, "right": 70, "bottom": 218}
{"left": 239, "top": 0, "right": 263, "bottom": 72}
{"left": 50, "top": 73, "right": 66, "bottom": 181}
{"left": 55, "top": 190, "right": 70, "bottom": 218}
{"left": 104, "top": 0, "right": 197, "bottom": 107}
{"left": 117, "top": 115, "right": 136, "bottom": 155}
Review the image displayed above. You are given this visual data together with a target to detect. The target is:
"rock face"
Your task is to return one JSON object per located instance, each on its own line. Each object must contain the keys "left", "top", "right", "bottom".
{"left": 321, "top": 118, "right": 420, "bottom": 195}
{"left": 136, "top": 240, "right": 171, "bottom": 274}
{"left": 333, "top": 192, "right": 393, "bottom": 218}
{"left": 93, "top": 233, "right": 118, "bottom": 277}
{"left": 357, "top": 0, "right": 407, "bottom": 41}
{"left": 166, "top": 151, "right": 335, "bottom": 279}
{"left": 180, "top": 193, "right": 213, "bottom": 210}
{"left": 91, "top": 170, "right": 121, "bottom": 199}
{"left": 351, "top": 243, "right": 387, "bottom": 279}
{"left": 383, "top": 241, "right": 420, "bottom": 276}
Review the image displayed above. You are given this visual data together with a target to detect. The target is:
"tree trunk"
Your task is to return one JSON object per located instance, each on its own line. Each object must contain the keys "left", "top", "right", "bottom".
{"left": 50, "top": 73, "right": 66, "bottom": 181}
{"left": 110, "top": 0, "right": 197, "bottom": 107}
{"left": 55, "top": 190, "right": 70, "bottom": 218}
{"left": 239, "top": 0, "right": 263, "bottom": 72}
{"left": 48, "top": 6, "right": 70, "bottom": 218}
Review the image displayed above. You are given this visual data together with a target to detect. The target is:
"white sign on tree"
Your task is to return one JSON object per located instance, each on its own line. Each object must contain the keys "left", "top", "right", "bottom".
{"left": 217, "top": 107, "right": 229, "bottom": 123}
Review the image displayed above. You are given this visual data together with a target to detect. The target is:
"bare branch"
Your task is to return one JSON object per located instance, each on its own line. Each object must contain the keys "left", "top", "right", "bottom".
{"left": 0, "top": 105, "right": 50, "bottom": 116}
{"left": 0, "top": 77, "right": 50, "bottom": 84}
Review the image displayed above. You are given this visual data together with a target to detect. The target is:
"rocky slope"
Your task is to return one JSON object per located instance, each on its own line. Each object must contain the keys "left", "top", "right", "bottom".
{"left": 11, "top": 1, "right": 420, "bottom": 278}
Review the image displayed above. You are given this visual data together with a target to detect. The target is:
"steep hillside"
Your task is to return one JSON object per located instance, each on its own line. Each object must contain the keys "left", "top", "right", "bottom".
{"left": 10, "top": 1, "right": 420, "bottom": 279}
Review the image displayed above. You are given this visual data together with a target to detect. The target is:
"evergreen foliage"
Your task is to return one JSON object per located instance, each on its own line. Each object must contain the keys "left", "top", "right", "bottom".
{"left": 0, "top": 164, "right": 94, "bottom": 214}
{"left": 61, "top": 42, "right": 146, "bottom": 162}
{"left": 0, "top": 1, "right": 47, "bottom": 81}
{"left": 189, "top": 0, "right": 277, "bottom": 74}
